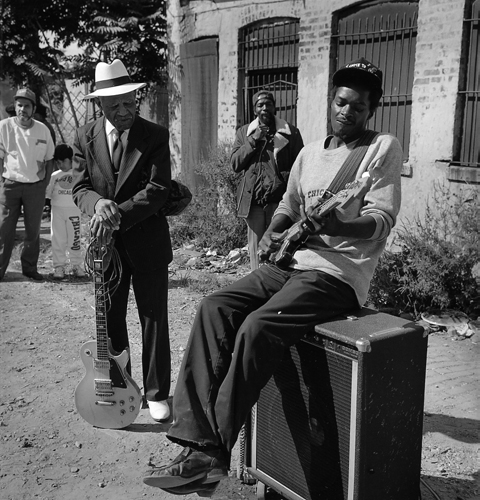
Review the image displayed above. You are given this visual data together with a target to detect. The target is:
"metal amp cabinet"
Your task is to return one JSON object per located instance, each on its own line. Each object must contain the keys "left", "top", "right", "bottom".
{"left": 243, "top": 308, "right": 428, "bottom": 500}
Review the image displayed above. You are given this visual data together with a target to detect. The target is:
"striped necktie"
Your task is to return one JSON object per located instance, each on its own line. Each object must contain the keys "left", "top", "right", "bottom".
{"left": 112, "top": 129, "right": 123, "bottom": 172}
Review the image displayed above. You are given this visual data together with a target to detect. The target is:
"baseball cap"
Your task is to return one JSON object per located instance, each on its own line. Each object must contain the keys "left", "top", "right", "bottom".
{"left": 14, "top": 88, "right": 37, "bottom": 106}
{"left": 332, "top": 57, "right": 383, "bottom": 96}
{"left": 252, "top": 90, "right": 275, "bottom": 107}
{"left": 54, "top": 144, "right": 73, "bottom": 161}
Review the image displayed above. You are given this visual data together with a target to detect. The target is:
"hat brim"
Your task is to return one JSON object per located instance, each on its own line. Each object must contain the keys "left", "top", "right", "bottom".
{"left": 84, "top": 82, "right": 147, "bottom": 99}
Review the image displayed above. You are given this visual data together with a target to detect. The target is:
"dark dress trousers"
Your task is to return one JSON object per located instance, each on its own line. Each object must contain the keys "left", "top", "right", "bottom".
{"left": 72, "top": 115, "right": 173, "bottom": 402}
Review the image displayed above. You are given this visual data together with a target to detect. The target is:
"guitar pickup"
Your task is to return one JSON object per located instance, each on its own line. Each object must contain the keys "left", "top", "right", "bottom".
{"left": 95, "top": 400, "right": 116, "bottom": 406}
{"left": 95, "top": 379, "right": 113, "bottom": 394}
{"left": 94, "top": 360, "right": 110, "bottom": 371}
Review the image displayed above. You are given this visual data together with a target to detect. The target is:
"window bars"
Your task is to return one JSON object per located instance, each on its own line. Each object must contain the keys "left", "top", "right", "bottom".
{"left": 455, "top": 0, "right": 480, "bottom": 168}
{"left": 332, "top": 2, "right": 418, "bottom": 161}
{"left": 239, "top": 19, "right": 300, "bottom": 126}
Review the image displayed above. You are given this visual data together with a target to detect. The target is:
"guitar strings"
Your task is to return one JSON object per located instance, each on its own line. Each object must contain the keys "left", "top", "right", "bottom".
{"left": 84, "top": 237, "right": 123, "bottom": 312}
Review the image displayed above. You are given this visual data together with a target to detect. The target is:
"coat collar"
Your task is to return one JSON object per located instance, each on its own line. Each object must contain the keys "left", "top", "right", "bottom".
{"left": 246, "top": 116, "right": 292, "bottom": 137}
{"left": 246, "top": 116, "right": 292, "bottom": 162}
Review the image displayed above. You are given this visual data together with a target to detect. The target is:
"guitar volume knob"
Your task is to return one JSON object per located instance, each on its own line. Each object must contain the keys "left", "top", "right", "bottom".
{"left": 119, "top": 400, "right": 125, "bottom": 406}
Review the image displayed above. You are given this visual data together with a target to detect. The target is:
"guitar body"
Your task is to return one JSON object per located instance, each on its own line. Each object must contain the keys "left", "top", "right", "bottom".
{"left": 75, "top": 338, "right": 142, "bottom": 429}
{"left": 274, "top": 220, "right": 313, "bottom": 269}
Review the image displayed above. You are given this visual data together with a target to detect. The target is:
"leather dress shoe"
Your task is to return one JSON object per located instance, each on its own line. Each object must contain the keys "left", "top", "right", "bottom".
{"left": 142, "top": 446, "right": 228, "bottom": 489}
{"left": 148, "top": 400, "right": 170, "bottom": 422}
{"left": 23, "top": 271, "right": 44, "bottom": 281}
{"left": 161, "top": 478, "right": 220, "bottom": 496}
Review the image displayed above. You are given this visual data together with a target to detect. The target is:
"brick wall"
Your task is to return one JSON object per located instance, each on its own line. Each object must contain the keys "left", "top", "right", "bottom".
{"left": 167, "top": 0, "right": 479, "bottom": 225}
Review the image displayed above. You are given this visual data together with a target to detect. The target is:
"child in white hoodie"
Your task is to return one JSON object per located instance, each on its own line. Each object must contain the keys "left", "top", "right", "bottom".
{"left": 46, "top": 144, "right": 85, "bottom": 279}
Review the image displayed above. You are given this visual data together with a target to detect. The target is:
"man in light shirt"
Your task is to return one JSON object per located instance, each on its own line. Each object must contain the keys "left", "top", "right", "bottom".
{"left": 0, "top": 88, "right": 55, "bottom": 281}
{"left": 143, "top": 58, "right": 403, "bottom": 496}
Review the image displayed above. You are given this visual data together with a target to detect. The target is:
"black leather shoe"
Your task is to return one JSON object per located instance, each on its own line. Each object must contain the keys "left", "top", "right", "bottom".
{"left": 142, "top": 447, "right": 228, "bottom": 489}
{"left": 161, "top": 478, "right": 220, "bottom": 496}
{"left": 23, "top": 271, "right": 44, "bottom": 281}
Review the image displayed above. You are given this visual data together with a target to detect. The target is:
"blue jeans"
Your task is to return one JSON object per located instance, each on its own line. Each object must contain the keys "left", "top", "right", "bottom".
{"left": 167, "top": 263, "right": 359, "bottom": 460}
{"left": 0, "top": 179, "right": 47, "bottom": 278}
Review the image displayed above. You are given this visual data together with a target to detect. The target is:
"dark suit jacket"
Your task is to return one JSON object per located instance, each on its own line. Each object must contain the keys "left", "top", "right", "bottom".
{"left": 72, "top": 115, "right": 173, "bottom": 271}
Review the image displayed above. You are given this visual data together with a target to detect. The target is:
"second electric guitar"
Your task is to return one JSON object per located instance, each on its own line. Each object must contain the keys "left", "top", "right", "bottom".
{"left": 74, "top": 240, "right": 142, "bottom": 429}
{"left": 274, "top": 174, "right": 372, "bottom": 268}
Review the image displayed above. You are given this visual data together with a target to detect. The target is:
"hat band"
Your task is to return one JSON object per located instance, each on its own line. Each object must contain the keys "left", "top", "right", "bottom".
{"left": 96, "top": 75, "right": 132, "bottom": 90}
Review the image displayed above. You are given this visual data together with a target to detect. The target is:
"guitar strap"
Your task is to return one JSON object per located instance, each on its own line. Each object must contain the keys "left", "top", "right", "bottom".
{"left": 327, "top": 129, "right": 379, "bottom": 194}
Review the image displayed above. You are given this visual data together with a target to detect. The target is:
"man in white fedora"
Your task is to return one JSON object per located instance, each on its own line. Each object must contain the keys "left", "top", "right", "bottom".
{"left": 72, "top": 59, "right": 173, "bottom": 422}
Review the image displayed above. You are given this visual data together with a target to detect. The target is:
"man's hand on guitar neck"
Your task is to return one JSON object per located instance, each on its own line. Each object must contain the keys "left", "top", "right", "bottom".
{"left": 304, "top": 204, "right": 335, "bottom": 235}
{"left": 90, "top": 213, "right": 115, "bottom": 246}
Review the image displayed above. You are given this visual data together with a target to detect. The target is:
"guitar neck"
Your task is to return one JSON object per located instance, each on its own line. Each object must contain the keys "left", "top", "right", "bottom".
{"left": 94, "top": 258, "right": 109, "bottom": 361}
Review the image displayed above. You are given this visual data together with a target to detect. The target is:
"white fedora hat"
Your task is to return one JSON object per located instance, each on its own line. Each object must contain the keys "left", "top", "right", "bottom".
{"left": 84, "top": 59, "right": 146, "bottom": 99}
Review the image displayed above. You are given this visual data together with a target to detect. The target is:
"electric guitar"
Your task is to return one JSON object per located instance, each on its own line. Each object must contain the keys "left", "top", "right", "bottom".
{"left": 274, "top": 174, "right": 372, "bottom": 268}
{"left": 74, "top": 240, "right": 142, "bottom": 429}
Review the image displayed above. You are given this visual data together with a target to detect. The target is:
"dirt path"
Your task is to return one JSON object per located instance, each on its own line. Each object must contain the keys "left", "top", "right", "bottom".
{"left": 0, "top": 265, "right": 257, "bottom": 500}
{"left": 0, "top": 221, "right": 478, "bottom": 500}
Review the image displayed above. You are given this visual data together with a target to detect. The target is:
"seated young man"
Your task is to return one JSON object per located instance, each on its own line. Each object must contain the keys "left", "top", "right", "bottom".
{"left": 143, "top": 58, "right": 403, "bottom": 496}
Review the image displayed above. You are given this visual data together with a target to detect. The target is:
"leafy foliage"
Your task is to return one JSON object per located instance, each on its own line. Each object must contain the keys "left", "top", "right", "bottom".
{"left": 368, "top": 183, "right": 480, "bottom": 318}
{"left": 0, "top": 0, "right": 167, "bottom": 98}
{"left": 168, "top": 141, "right": 248, "bottom": 254}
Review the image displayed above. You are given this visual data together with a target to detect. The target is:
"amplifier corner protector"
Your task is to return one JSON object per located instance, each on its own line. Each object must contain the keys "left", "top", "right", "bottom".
{"left": 355, "top": 338, "right": 372, "bottom": 352}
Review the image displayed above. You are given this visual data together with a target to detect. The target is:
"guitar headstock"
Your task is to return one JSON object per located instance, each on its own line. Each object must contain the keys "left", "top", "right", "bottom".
{"left": 89, "top": 235, "right": 115, "bottom": 270}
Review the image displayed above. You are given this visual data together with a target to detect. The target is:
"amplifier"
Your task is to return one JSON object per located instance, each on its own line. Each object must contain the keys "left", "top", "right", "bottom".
{"left": 245, "top": 308, "right": 428, "bottom": 500}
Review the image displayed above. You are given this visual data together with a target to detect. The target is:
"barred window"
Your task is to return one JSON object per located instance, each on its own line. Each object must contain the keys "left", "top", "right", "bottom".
{"left": 238, "top": 18, "right": 299, "bottom": 126}
{"left": 332, "top": 1, "right": 418, "bottom": 161}
{"left": 453, "top": 0, "right": 480, "bottom": 169}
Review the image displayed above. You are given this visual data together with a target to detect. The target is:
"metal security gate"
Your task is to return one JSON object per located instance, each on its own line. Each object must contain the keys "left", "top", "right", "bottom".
{"left": 238, "top": 19, "right": 299, "bottom": 126}
{"left": 332, "top": 2, "right": 418, "bottom": 161}
{"left": 455, "top": 0, "right": 480, "bottom": 168}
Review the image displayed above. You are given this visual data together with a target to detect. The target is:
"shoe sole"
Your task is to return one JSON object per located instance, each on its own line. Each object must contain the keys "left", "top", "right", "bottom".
{"left": 143, "top": 468, "right": 227, "bottom": 489}
{"left": 162, "top": 479, "right": 220, "bottom": 496}
{"left": 143, "top": 471, "right": 206, "bottom": 489}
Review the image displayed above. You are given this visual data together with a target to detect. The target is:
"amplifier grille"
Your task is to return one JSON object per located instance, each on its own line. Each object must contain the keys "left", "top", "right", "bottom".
{"left": 255, "top": 341, "right": 355, "bottom": 500}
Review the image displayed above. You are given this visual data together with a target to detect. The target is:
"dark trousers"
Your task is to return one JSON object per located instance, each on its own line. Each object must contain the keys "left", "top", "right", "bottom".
{"left": 106, "top": 236, "right": 170, "bottom": 402}
{"left": 0, "top": 179, "right": 47, "bottom": 278}
{"left": 167, "top": 263, "right": 359, "bottom": 460}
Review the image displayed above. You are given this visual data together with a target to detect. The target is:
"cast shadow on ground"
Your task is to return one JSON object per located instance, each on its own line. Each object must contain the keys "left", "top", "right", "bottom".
{"left": 420, "top": 471, "right": 480, "bottom": 500}
{"left": 127, "top": 421, "right": 172, "bottom": 434}
{"left": 423, "top": 413, "right": 480, "bottom": 444}
{"left": 126, "top": 397, "right": 174, "bottom": 434}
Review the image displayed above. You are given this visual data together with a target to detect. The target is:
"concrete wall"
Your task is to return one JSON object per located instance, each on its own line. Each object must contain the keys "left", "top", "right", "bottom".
{"left": 167, "top": 0, "right": 479, "bottom": 227}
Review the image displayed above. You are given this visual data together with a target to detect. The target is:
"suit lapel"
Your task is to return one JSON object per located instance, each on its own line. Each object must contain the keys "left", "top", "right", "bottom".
{"left": 115, "top": 117, "right": 148, "bottom": 195}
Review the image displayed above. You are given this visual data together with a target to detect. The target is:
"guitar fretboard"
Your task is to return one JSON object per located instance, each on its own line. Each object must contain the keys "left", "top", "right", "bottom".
{"left": 94, "top": 258, "right": 109, "bottom": 362}
{"left": 315, "top": 180, "right": 359, "bottom": 217}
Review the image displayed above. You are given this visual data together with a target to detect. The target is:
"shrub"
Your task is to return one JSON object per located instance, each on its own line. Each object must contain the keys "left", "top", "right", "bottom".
{"left": 368, "top": 182, "right": 480, "bottom": 318}
{"left": 168, "top": 141, "right": 247, "bottom": 254}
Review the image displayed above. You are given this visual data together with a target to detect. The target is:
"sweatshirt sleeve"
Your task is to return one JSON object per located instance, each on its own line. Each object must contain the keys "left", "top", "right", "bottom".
{"left": 361, "top": 134, "right": 403, "bottom": 241}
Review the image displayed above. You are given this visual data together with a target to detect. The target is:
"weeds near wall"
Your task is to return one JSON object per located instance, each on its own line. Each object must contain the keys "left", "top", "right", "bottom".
{"left": 168, "top": 141, "right": 247, "bottom": 254}
{"left": 368, "top": 182, "right": 480, "bottom": 318}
